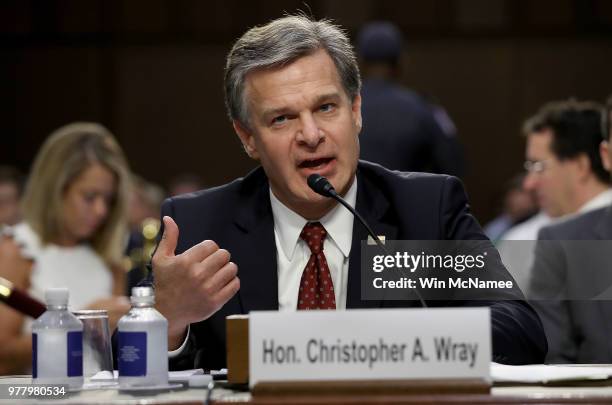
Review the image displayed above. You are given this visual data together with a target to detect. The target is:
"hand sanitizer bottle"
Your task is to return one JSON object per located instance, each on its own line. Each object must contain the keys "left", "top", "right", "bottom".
{"left": 32, "top": 288, "right": 83, "bottom": 389}
{"left": 118, "top": 286, "right": 168, "bottom": 387}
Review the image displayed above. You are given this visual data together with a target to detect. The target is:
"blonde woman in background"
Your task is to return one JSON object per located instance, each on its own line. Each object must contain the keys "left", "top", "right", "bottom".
{"left": 0, "top": 122, "right": 132, "bottom": 374}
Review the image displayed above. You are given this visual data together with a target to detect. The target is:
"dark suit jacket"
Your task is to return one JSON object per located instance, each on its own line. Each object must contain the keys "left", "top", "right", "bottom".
{"left": 161, "top": 161, "right": 546, "bottom": 369}
{"left": 530, "top": 206, "right": 612, "bottom": 363}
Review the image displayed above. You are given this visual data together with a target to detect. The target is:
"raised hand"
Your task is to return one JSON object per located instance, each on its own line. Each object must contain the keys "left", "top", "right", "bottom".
{"left": 151, "top": 216, "right": 240, "bottom": 349}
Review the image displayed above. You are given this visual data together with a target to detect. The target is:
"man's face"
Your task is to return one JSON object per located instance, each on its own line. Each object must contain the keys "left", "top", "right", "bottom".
{"left": 234, "top": 49, "right": 362, "bottom": 219}
{"left": 523, "top": 130, "right": 579, "bottom": 217}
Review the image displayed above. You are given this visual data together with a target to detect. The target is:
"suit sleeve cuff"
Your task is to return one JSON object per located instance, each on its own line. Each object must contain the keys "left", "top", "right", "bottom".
{"left": 168, "top": 325, "right": 190, "bottom": 358}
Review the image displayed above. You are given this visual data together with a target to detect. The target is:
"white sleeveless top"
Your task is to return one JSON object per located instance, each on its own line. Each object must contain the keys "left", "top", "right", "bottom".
{"left": 12, "top": 222, "right": 114, "bottom": 314}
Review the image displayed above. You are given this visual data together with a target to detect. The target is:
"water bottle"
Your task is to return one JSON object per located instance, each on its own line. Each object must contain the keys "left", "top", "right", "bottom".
{"left": 118, "top": 286, "right": 168, "bottom": 387}
{"left": 31, "top": 288, "right": 83, "bottom": 389}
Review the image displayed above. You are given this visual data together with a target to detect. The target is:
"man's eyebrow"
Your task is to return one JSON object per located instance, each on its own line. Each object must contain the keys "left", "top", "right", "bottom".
{"left": 261, "top": 107, "right": 290, "bottom": 120}
{"left": 260, "top": 93, "right": 343, "bottom": 119}
{"left": 314, "top": 93, "right": 342, "bottom": 105}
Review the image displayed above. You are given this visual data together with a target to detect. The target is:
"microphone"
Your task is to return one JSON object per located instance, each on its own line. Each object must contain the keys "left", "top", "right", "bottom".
{"left": 308, "top": 174, "right": 384, "bottom": 251}
{"left": 307, "top": 174, "right": 427, "bottom": 307}
{"left": 0, "top": 277, "right": 46, "bottom": 318}
{"left": 307, "top": 174, "right": 338, "bottom": 198}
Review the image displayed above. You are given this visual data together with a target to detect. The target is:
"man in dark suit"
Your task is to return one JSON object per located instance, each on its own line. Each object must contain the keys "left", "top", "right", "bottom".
{"left": 357, "top": 21, "right": 464, "bottom": 177}
{"left": 529, "top": 97, "right": 612, "bottom": 363}
{"left": 151, "top": 15, "right": 546, "bottom": 370}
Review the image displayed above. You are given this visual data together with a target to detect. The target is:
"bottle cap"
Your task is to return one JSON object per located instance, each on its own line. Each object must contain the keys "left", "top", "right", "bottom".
{"left": 131, "top": 286, "right": 155, "bottom": 305}
{"left": 188, "top": 374, "right": 213, "bottom": 387}
{"left": 45, "top": 287, "right": 69, "bottom": 306}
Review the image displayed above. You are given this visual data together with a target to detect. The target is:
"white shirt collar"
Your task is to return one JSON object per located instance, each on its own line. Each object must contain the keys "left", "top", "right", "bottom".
{"left": 578, "top": 188, "right": 612, "bottom": 213}
{"left": 270, "top": 177, "right": 357, "bottom": 261}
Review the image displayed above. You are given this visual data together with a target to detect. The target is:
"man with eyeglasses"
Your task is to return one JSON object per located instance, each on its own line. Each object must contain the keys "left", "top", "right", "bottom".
{"left": 528, "top": 96, "right": 612, "bottom": 363}
{"left": 522, "top": 101, "right": 610, "bottom": 219}
{"left": 498, "top": 100, "right": 612, "bottom": 292}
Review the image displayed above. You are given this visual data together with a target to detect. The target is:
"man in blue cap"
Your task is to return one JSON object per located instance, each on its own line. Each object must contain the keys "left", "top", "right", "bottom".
{"left": 357, "top": 21, "right": 464, "bottom": 177}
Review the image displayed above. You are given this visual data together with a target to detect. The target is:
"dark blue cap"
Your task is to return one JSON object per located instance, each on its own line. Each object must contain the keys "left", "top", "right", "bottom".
{"left": 357, "top": 21, "right": 403, "bottom": 62}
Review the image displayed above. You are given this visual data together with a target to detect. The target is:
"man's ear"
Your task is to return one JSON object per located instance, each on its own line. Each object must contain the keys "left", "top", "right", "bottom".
{"left": 233, "top": 120, "right": 259, "bottom": 160}
{"left": 574, "top": 152, "right": 592, "bottom": 182}
{"left": 352, "top": 94, "right": 362, "bottom": 130}
{"left": 601, "top": 140, "right": 611, "bottom": 172}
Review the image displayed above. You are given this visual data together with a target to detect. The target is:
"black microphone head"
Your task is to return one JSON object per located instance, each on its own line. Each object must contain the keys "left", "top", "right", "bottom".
{"left": 307, "top": 174, "right": 336, "bottom": 198}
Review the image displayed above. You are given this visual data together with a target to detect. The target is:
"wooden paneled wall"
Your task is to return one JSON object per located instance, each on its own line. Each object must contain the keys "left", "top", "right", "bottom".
{"left": 2, "top": 0, "right": 612, "bottom": 221}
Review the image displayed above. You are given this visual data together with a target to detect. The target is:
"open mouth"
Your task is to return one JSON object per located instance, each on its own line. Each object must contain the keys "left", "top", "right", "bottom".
{"left": 298, "top": 157, "right": 334, "bottom": 170}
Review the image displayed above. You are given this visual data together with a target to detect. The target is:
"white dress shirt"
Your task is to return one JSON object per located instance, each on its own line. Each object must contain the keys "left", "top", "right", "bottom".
{"left": 271, "top": 177, "right": 357, "bottom": 311}
{"left": 498, "top": 188, "right": 612, "bottom": 292}
{"left": 11, "top": 222, "right": 114, "bottom": 334}
{"left": 170, "top": 177, "right": 358, "bottom": 356}
{"left": 577, "top": 189, "right": 612, "bottom": 214}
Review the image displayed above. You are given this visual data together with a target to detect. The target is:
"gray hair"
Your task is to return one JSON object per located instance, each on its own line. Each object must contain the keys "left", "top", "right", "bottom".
{"left": 224, "top": 14, "right": 361, "bottom": 129}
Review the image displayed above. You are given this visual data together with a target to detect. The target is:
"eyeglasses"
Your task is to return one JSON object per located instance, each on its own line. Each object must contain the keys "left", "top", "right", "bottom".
{"left": 523, "top": 160, "right": 549, "bottom": 174}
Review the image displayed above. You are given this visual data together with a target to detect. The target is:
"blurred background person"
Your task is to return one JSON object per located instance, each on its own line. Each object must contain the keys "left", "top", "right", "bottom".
{"left": 167, "top": 173, "right": 204, "bottom": 197}
{"left": 127, "top": 174, "right": 164, "bottom": 238}
{"left": 529, "top": 94, "right": 612, "bottom": 363}
{"left": 521, "top": 100, "right": 611, "bottom": 220}
{"left": 484, "top": 173, "right": 538, "bottom": 241}
{"left": 498, "top": 100, "right": 611, "bottom": 291}
{"left": 356, "top": 21, "right": 464, "bottom": 177}
{"left": 0, "top": 166, "right": 25, "bottom": 229}
{"left": 0, "top": 122, "right": 131, "bottom": 374}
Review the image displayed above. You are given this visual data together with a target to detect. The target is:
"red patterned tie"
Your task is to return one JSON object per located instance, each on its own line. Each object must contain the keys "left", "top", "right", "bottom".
{"left": 297, "top": 222, "right": 336, "bottom": 310}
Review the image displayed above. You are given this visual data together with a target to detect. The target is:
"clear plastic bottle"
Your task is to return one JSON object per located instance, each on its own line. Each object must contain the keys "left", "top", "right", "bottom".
{"left": 31, "top": 288, "right": 84, "bottom": 389}
{"left": 118, "top": 286, "right": 168, "bottom": 387}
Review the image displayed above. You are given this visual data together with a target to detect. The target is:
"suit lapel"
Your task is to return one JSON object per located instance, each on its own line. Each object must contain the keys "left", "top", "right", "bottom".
{"left": 232, "top": 165, "right": 414, "bottom": 312}
{"left": 233, "top": 170, "right": 279, "bottom": 313}
{"left": 346, "top": 169, "right": 399, "bottom": 308}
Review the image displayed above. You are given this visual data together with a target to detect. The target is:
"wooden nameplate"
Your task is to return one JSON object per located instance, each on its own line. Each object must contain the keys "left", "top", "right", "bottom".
{"left": 227, "top": 315, "right": 491, "bottom": 396}
{"left": 226, "top": 315, "right": 250, "bottom": 384}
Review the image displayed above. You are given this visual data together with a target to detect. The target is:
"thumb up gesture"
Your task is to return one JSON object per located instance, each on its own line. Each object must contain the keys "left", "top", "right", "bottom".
{"left": 152, "top": 216, "right": 240, "bottom": 349}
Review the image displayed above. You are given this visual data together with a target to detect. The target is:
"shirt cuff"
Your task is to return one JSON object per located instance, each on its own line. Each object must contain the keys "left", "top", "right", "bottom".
{"left": 168, "top": 324, "right": 190, "bottom": 358}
